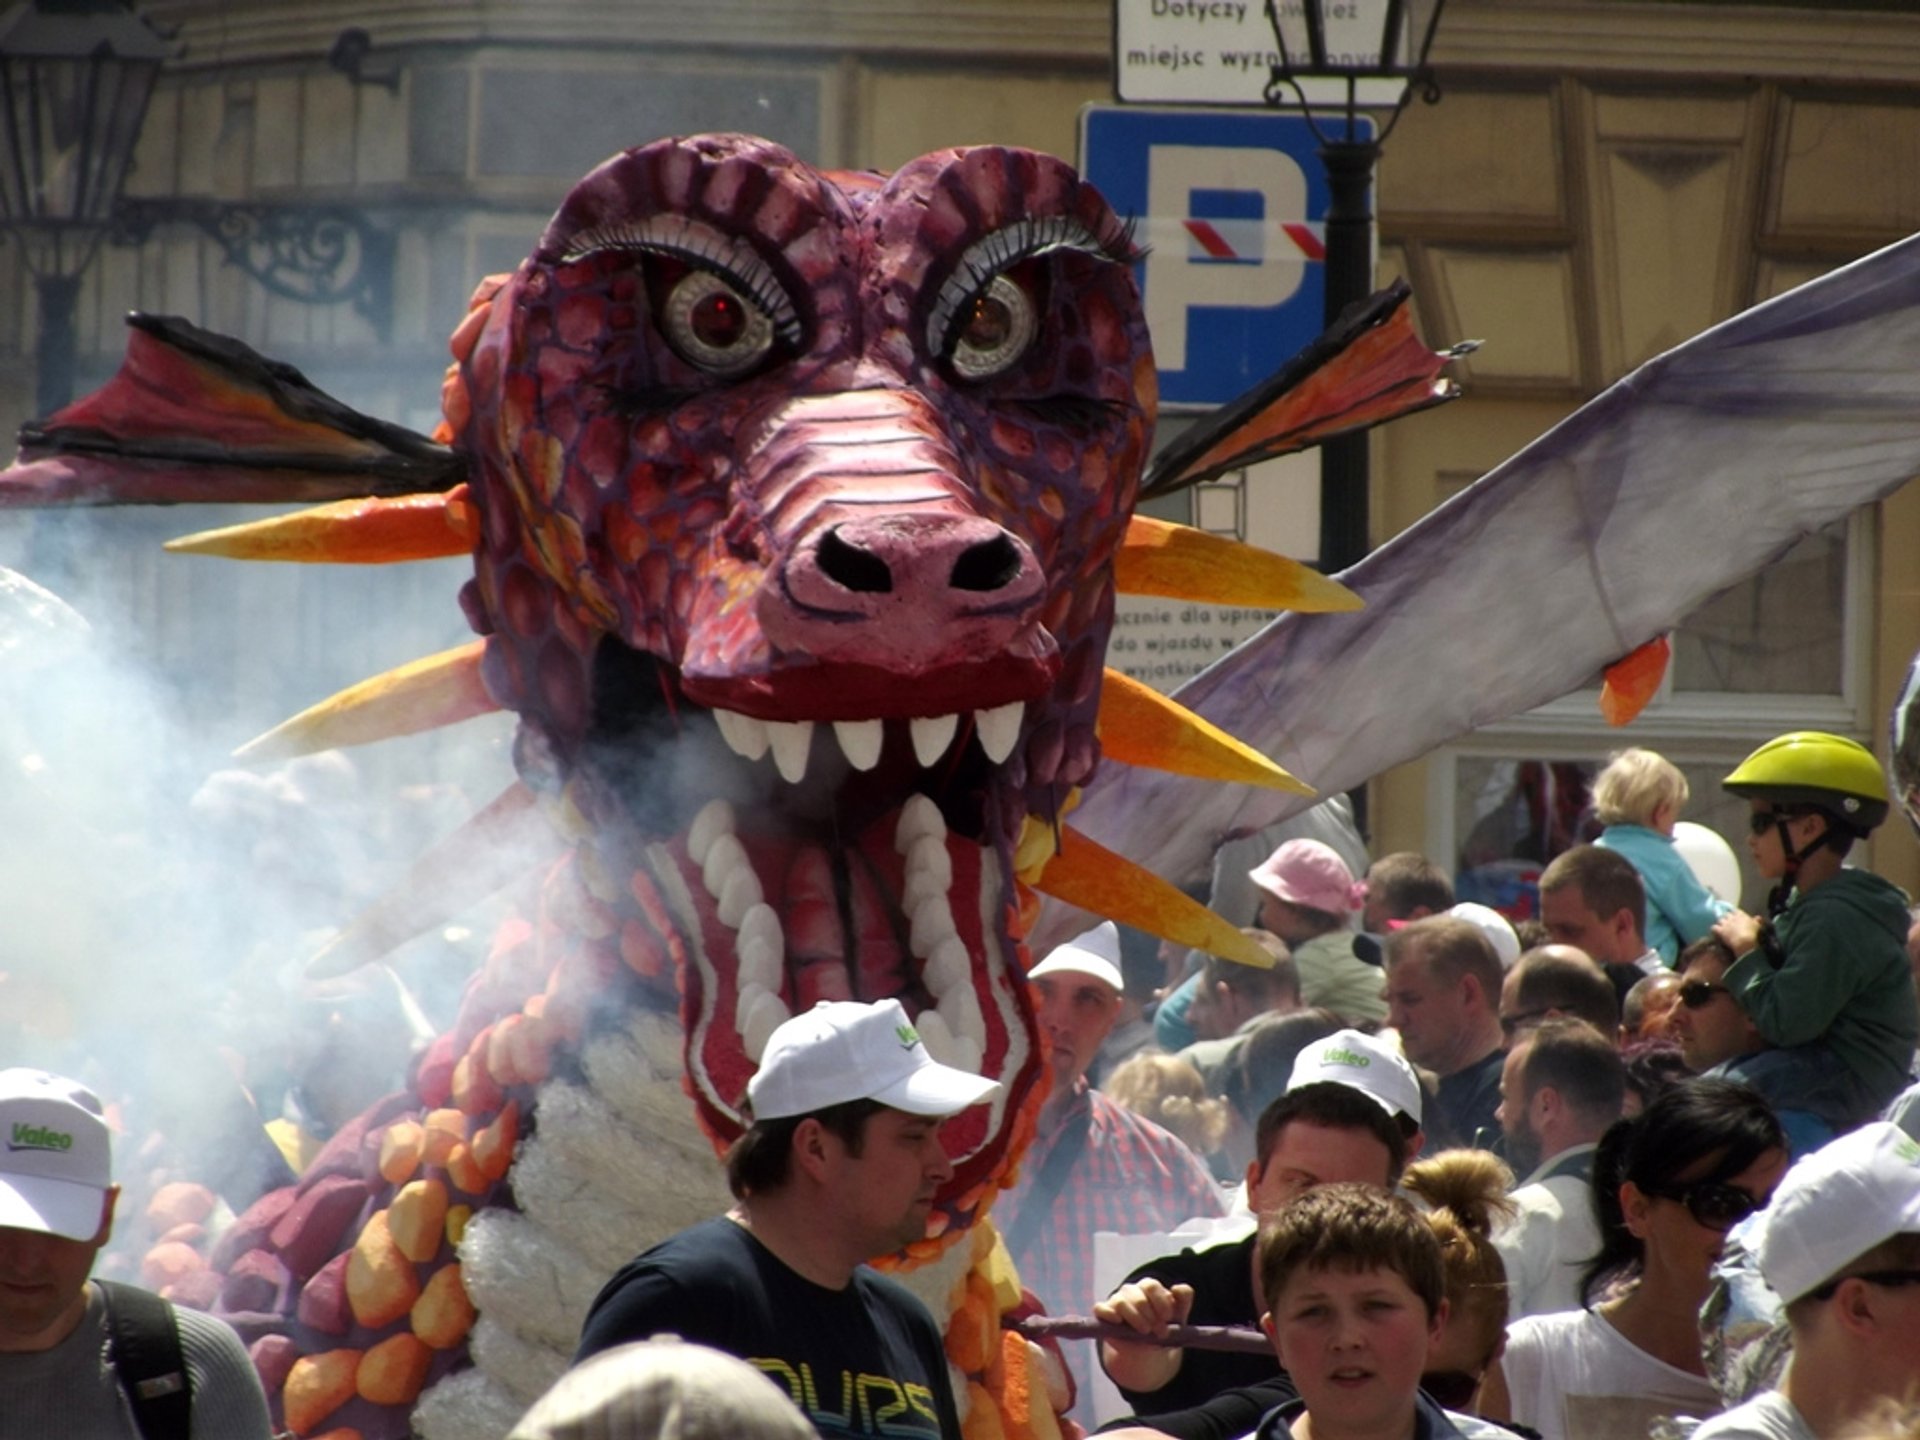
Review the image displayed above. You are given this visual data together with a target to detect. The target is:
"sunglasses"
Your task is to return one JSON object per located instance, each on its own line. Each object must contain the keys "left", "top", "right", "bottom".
{"left": 1746, "top": 809, "right": 1784, "bottom": 836}
{"left": 1807, "top": 1268, "right": 1920, "bottom": 1301}
{"left": 1677, "top": 979, "right": 1728, "bottom": 1010}
{"left": 1642, "top": 1179, "right": 1764, "bottom": 1231}
{"left": 1500, "top": 1006, "right": 1552, "bottom": 1038}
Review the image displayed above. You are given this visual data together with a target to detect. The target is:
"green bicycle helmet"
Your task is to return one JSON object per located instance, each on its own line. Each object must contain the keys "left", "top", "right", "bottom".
{"left": 1722, "top": 731, "right": 1890, "bottom": 834}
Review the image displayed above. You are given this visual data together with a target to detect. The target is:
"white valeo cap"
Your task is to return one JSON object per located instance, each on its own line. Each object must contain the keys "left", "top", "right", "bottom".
{"left": 1754, "top": 1121, "right": 1920, "bottom": 1303}
{"left": 746, "top": 998, "right": 1001, "bottom": 1122}
{"left": 1287, "top": 1028, "right": 1423, "bottom": 1128}
{"left": 0, "top": 1068, "right": 113, "bottom": 1242}
{"left": 1025, "top": 921, "right": 1124, "bottom": 992}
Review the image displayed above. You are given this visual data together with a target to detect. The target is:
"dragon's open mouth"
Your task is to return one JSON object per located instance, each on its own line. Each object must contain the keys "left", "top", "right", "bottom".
{"left": 583, "top": 637, "right": 1053, "bottom": 1244}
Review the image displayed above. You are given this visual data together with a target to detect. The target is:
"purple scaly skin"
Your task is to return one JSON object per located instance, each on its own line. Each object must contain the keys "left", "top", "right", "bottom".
{"left": 212, "top": 134, "right": 1157, "bottom": 1437}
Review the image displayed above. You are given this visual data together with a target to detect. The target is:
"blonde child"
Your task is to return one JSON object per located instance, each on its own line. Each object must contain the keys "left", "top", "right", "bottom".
{"left": 1593, "top": 747, "right": 1731, "bottom": 963}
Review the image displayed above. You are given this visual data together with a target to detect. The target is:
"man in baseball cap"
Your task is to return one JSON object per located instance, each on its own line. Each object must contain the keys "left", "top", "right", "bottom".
{"left": 1694, "top": 1122, "right": 1920, "bottom": 1440}
{"left": 0, "top": 1067, "right": 271, "bottom": 1437}
{"left": 577, "top": 999, "right": 1000, "bottom": 1437}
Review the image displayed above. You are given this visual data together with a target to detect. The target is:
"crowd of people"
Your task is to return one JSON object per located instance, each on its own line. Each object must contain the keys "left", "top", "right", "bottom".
{"left": 4, "top": 733, "right": 1920, "bottom": 1440}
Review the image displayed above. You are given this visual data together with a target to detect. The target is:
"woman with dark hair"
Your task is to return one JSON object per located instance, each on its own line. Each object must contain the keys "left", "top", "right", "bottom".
{"left": 1478, "top": 1078, "right": 1788, "bottom": 1440}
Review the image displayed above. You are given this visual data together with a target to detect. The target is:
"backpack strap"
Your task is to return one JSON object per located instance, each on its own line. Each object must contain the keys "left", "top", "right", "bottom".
{"left": 1000, "top": 1102, "right": 1093, "bottom": 1268}
{"left": 97, "top": 1280, "right": 192, "bottom": 1440}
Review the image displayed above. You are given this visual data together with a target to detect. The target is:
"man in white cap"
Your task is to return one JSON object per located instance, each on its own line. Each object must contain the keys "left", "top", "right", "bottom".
{"left": 0, "top": 1068, "right": 272, "bottom": 1439}
{"left": 1490, "top": 1017, "right": 1625, "bottom": 1319}
{"left": 575, "top": 998, "right": 1000, "bottom": 1439}
{"left": 1693, "top": 1122, "right": 1920, "bottom": 1440}
{"left": 996, "top": 922, "right": 1224, "bottom": 1415}
{"left": 1094, "top": 1030, "right": 1420, "bottom": 1417}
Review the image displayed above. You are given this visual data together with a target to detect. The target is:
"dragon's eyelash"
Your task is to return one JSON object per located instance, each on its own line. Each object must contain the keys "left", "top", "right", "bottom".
{"left": 560, "top": 216, "right": 803, "bottom": 348}
{"left": 927, "top": 217, "right": 1129, "bottom": 360}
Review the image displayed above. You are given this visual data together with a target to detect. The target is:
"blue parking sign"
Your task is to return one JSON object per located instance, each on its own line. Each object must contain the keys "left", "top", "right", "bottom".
{"left": 1078, "top": 105, "right": 1372, "bottom": 410}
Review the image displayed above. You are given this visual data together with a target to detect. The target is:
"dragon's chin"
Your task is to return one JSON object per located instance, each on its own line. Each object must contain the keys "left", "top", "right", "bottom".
{"left": 569, "top": 648, "right": 1056, "bottom": 1257}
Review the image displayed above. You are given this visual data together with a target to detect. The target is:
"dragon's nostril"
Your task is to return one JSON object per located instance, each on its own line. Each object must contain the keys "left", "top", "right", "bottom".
{"left": 950, "top": 534, "right": 1022, "bottom": 593}
{"left": 817, "top": 527, "right": 894, "bottom": 594}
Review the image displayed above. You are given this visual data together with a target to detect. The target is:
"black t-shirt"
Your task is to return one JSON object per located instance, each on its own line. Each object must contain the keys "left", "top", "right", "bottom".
{"left": 577, "top": 1216, "right": 962, "bottom": 1440}
{"left": 1435, "top": 1047, "right": 1506, "bottom": 1152}
{"left": 1110, "top": 1232, "right": 1290, "bottom": 1417}
{"left": 1098, "top": 1376, "right": 1300, "bottom": 1440}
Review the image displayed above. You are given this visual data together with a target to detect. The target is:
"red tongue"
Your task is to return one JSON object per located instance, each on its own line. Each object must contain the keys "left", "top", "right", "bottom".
{"left": 785, "top": 845, "right": 853, "bottom": 1007}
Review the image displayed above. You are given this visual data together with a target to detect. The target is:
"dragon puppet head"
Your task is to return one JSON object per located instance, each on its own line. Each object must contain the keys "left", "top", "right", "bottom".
{"left": 1, "top": 131, "right": 1459, "bottom": 1261}
{"left": 450, "top": 133, "right": 1155, "bottom": 1230}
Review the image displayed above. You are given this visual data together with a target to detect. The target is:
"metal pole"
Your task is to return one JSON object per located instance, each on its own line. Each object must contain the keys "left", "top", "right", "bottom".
{"left": 1318, "top": 137, "right": 1379, "bottom": 837}
{"left": 1316, "top": 137, "right": 1378, "bottom": 575}
{"left": 34, "top": 269, "right": 80, "bottom": 417}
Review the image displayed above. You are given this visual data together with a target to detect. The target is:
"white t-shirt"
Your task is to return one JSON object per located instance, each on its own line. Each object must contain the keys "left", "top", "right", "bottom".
{"left": 1493, "top": 1146, "right": 1600, "bottom": 1320}
{"left": 1498, "top": 1308, "right": 1723, "bottom": 1440}
{"left": 1691, "top": 1392, "right": 1816, "bottom": 1440}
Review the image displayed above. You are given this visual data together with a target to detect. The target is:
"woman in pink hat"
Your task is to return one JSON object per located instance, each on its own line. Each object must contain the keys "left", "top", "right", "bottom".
{"left": 1248, "top": 840, "right": 1385, "bottom": 1024}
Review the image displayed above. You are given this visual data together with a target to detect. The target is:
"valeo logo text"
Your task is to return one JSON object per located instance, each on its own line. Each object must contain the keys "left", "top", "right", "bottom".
{"left": 1323, "top": 1048, "right": 1371, "bottom": 1068}
{"left": 8, "top": 1122, "right": 74, "bottom": 1153}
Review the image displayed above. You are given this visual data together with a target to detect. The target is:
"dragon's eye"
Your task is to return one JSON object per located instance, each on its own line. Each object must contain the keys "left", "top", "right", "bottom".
{"left": 663, "top": 270, "right": 776, "bottom": 376}
{"left": 950, "top": 275, "right": 1036, "bottom": 380}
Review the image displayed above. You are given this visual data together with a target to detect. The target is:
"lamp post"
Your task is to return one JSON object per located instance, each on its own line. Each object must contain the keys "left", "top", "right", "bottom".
{"left": 0, "top": 0, "right": 394, "bottom": 417}
{"left": 0, "top": 0, "right": 171, "bottom": 416}
{"left": 1264, "top": 0, "right": 1448, "bottom": 573}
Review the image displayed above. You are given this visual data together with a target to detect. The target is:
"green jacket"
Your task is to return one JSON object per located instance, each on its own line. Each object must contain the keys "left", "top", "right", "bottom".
{"left": 1724, "top": 867, "right": 1918, "bottom": 1113}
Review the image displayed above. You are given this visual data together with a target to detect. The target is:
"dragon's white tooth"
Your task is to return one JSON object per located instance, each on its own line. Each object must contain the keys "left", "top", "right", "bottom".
{"left": 736, "top": 904, "right": 783, "bottom": 988}
{"left": 909, "top": 713, "right": 959, "bottom": 766}
{"left": 895, "top": 794, "right": 945, "bottom": 852}
{"left": 924, "top": 937, "right": 972, "bottom": 998}
{"left": 741, "top": 989, "right": 791, "bottom": 1063}
{"left": 714, "top": 709, "right": 771, "bottom": 762}
{"left": 702, "top": 833, "right": 749, "bottom": 898}
{"left": 767, "top": 720, "right": 815, "bottom": 784}
{"left": 908, "top": 894, "right": 958, "bottom": 960}
{"left": 907, "top": 833, "right": 952, "bottom": 886}
{"left": 686, "top": 799, "right": 736, "bottom": 866}
{"left": 736, "top": 981, "right": 771, "bottom": 1033}
{"left": 973, "top": 700, "right": 1025, "bottom": 764}
{"left": 737, "top": 902, "right": 784, "bottom": 961}
{"left": 949, "top": 1036, "right": 984, "bottom": 1075}
{"left": 940, "top": 988, "right": 988, "bottom": 1049}
{"left": 913, "top": 1009, "right": 957, "bottom": 1065}
{"left": 903, "top": 867, "right": 948, "bottom": 915}
{"left": 717, "top": 864, "right": 763, "bottom": 928}
{"left": 831, "top": 718, "right": 884, "bottom": 772}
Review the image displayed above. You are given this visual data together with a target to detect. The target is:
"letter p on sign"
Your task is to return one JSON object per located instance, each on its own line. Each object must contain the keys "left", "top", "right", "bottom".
{"left": 1145, "top": 145, "right": 1309, "bottom": 371}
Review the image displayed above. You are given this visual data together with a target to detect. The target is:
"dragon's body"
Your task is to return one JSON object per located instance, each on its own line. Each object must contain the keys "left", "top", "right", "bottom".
{"left": 1, "top": 134, "right": 1463, "bottom": 1439}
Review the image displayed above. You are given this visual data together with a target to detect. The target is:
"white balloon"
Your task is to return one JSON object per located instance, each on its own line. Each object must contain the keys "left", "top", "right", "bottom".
{"left": 1673, "top": 820, "right": 1742, "bottom": 906}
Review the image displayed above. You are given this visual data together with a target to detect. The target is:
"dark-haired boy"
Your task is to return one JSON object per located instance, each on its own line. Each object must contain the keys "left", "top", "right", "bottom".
{"left": 1095, "top": 1035, "right": 1419, "bottom": 1416}
{"left": 575, "top": 998, "right": 1000, "bottom": 1440}
{"left": 1103, "top": 1185, "right": 1484, "bottom": 1440}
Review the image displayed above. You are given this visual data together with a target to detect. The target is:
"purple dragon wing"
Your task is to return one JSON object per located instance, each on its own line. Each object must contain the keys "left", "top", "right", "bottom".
{"left": 1054, "top": 230, "right": 1920, "bottom": 945}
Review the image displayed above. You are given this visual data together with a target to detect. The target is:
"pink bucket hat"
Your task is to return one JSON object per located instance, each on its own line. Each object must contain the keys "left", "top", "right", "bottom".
{"left": 1249, "top": 839, "right": 1363, "bottom": 918}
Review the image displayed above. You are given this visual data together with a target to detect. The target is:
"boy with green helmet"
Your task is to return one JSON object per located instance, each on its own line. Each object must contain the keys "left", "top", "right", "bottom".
{"left": 1712, "top": 732, "right": 1918, "bottom": 1127}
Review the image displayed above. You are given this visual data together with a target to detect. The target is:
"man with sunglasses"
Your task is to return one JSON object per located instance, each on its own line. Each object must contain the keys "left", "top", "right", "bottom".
{"left": 1693, "top": 1123, "right": 1920, "bottom": 1440}
{"left": 1712, "top": 732, "right": 1918, "bottom": 1128}
{"left": 1670, "top": 937, "right": 1836, "bottom": 1157}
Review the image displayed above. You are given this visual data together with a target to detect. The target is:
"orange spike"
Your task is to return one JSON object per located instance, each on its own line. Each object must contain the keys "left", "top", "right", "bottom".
{"left": 165, "top": 489, "right": 474, "bottom": 564}
{"left": 1599, "top": 634, "right": 1671, "bottom": 726}
{"left": 1115, "top": 516, "right": 1360, "bottom": 612}
{"left": 1033, "top": 827, "right": 1274, "bottom": 969}
{"left": 1098, "top": 668, "right": 1313, "bottom": 794}
{"left": 305, "top": 782, "right": 561, "bottom": 979}
{"left": 237, "top": 640, "right": 497, "bottom": 762}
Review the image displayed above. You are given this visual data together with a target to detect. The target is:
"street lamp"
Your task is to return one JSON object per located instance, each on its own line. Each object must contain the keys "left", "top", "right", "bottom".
{"left": 1264, "top": 0, "right": 1448, "bottom": 572}
{"left": 0, "top": 0, "right": 171, "bottom": 417}
{"left": 0, "top": 0, "right": 394, "bottom": 417}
